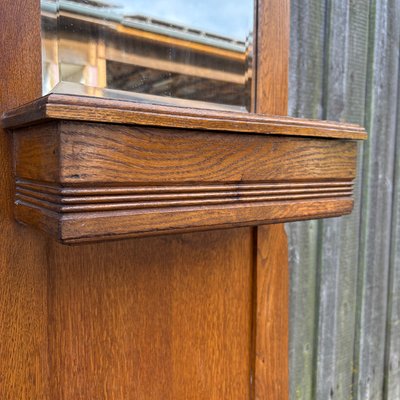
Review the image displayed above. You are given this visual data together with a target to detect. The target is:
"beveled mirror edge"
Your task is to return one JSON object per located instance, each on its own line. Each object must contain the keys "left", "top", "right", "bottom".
{"left": 2, "top": 93, "right": 367, "bottom": 140}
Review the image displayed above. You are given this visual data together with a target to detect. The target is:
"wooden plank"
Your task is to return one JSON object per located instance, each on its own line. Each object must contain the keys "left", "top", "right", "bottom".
{"left": 253, "top": 1, "right": 290, "bottom": 399}
{"left": 15, "top": 197, "right": 353, "bottom": 244}
{"left": 287, "top": 0, "right": 327, "bottom": 398}
{"left": 256, "top": 0, "right": 290, "bottom": 116}
{"left": 14, "top": 122, "right": 359, "bottom": 184}
{"left": 2, "top": 93, "right": 367, "bottom": 140}
{"left": 47, "top": 229, "right": 253, "bottom": 399}
{"left": 385, "top": 95, "right": 400, "bottom": 398}
{"left": 290, "top": 1, "right": 400, "bottom": 400}
{"left": 314, "top": 1, "right": 370, "bottom": 399}
{"left": 287, "top": 221, "right": 319, "bottom": 400}
{"left": 254, "top": 225, "right": 289, "bottom": 399}
{"left": 0, "top": 1, "right": 50, "bottom": 399}
{"left": 354, "top": 0, "right": 400, "bottom": 398}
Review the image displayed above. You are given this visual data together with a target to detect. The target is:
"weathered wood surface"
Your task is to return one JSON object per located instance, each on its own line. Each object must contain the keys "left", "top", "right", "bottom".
{"left": 289, "top": 1, "right": 327, "bottom": 399}
{"left": 387, "top": 101, "right": 400, "bottom": 399}
{"left": 314, "top": 1, "right": 369, "bottom": 400}
{"left": 288, "top": 0, "right": 400, "bottom": 399}
{"left": 355, "top": 2, "right": 400, "bottom": 399}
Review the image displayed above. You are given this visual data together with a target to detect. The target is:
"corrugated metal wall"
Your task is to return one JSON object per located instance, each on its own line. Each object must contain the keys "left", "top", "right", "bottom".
{"left": 288, "top": 0, "right": 400, "bottom": 399}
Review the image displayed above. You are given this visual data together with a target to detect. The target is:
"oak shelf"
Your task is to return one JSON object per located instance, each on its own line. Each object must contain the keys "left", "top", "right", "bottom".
{"left": 2, "top": 94, "right": 366, "bottom": 244}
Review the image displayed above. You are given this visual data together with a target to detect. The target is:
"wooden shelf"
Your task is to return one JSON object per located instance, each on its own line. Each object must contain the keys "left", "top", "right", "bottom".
{"left": 2, "top": 94, "right": 366, "bottom": 244}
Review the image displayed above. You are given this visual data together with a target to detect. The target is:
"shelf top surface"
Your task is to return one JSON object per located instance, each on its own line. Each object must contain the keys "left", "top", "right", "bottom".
{"left": 2, "top": 94, "right": 367, "bottom": 140}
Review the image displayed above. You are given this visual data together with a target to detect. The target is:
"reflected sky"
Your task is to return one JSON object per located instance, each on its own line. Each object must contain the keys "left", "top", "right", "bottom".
{"left": 113, "top": 0, "right": 254, "bottom": 40}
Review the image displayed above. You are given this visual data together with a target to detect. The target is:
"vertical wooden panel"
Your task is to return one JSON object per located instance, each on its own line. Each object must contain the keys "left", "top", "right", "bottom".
{"left": 256, "top": 0, "right": 289, "bottom": 115}
{"left": 288, "top": 1, "right": 326, "bottom": 398}
{"left": 0, "top": 1, "right": 50, "bottom": 399}
{"left": 48, "top": 229, "right": 253, "bottom": 400}
{"left": 314, "top": 1, "right": 370, "bottom": 399}
{"left": 287, "top": 221, "right": 319, "bottom": 400}
{"left": 355, "top": 1, "right": 400, "bottom": 398}
{"left": 254, "top": 225, "right": 289, "bottom": 399}
{"left": 385, "top": 91, "right": 400, "bottom": 398}
{"left": 289, "top": 1, "right": 400, "bottom": 400}
{"left": 254, "top": 1, "right": 290, "bottom": 399}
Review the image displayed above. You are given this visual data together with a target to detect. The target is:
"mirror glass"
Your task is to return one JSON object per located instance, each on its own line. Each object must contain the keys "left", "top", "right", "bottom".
{"left": 41, "top": 0, "right": 254, "bottom": 111}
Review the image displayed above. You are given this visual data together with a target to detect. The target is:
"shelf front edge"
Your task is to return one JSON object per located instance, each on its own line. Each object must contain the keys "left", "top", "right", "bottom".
{"left": 2, "top": 94, "right": 367, "bottom": 140}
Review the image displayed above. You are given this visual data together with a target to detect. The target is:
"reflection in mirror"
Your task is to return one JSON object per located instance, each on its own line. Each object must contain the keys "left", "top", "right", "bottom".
{"left": 41, "top": 0, "right": 254, "bottom": 111}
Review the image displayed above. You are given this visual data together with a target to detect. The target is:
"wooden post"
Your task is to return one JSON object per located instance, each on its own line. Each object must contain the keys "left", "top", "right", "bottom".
{"left": 253, "top": 0, "right": 290, "bottom": 398}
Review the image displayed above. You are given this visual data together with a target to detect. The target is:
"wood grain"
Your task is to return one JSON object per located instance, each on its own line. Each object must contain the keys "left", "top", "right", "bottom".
{"left": 288, "top": 2, "right": 400, "bottom": 400}
{"left": 2, "top": 93, "right": 367, "bottom": 140}
{"left": 288, "top": 1, "right": 328, "bottom": 398}
{"left": 59, "top": 123, "right": 356, "bottom": 181}
{"left": 12, "top": 119, "right": 358, "bottom": 242}
{"left": 355, "top": 2, "right": 400, "bottom": 399}
{"left": 48, "top": 228, "right": 253, "bottom": 400}
{"left": 252, "top": 0, "right": 290, "bottom": 399}
{"left": 311, "top": 2, "right": 370, "bottom": 399}
{"left": 387, "top": 121, "right": 400, "bottom": 400}
{"left": 14, "top": 121, "right": 358, "bottom": 184}
{"left": 256, "top": 0, "right": 290, "bottom": 116}
{"left": 0, "top": 1, "right": 50, "bottom": 399}
{"left": 0, "top": 1, "right": 366, "bottom": 399}
{"left": 16, "top": 195, "right": 353, "bottom": 243}
{"left": 1, "top": 3, "right": 256, "bottom": 399}
{"left": 254, "top": 225, "right": 289, "bottom": 399}
{"left": 15, "top": 180, "right": 354, "bottom": 212}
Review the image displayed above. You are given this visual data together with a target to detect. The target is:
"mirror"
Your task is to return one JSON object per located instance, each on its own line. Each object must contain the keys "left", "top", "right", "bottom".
{"left": 41, "top": 0, "right": 254, "bottom": 111}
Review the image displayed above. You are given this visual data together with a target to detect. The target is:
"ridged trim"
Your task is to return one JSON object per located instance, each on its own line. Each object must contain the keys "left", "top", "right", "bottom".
{"left": 16, "top": 179, "right": 354, "bottom": 213}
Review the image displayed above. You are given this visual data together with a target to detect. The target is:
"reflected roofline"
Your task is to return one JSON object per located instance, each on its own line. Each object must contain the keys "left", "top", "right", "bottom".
{"left": 41, "top": 0, "right": 252, "bottom": 53}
